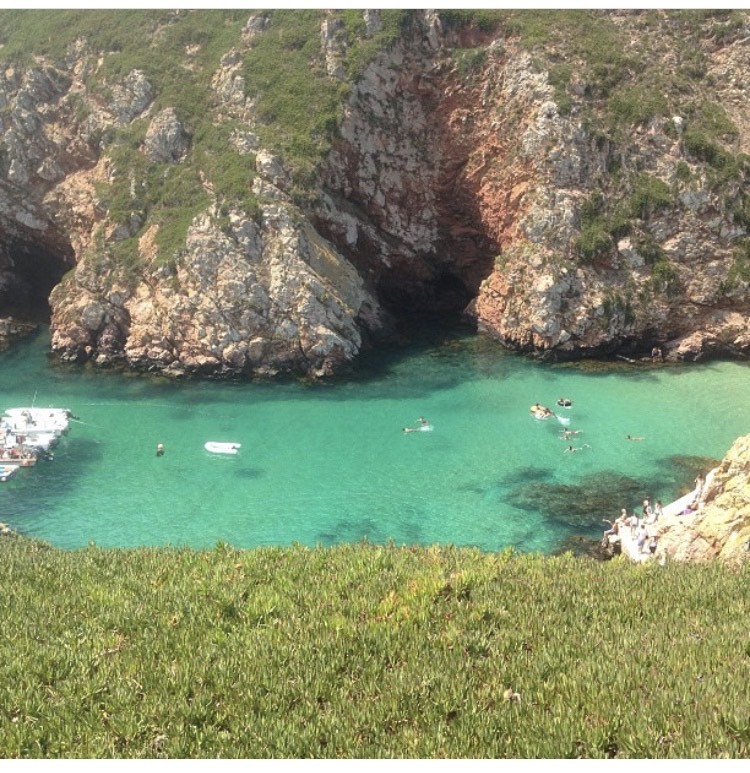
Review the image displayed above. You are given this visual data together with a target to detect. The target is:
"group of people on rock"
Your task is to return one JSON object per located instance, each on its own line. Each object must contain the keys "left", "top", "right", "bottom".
{"left": 601, "top": 497, "right": 663, "bottom": 554}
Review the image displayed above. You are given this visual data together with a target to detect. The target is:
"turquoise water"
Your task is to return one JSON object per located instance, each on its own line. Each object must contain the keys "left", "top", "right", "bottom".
{"left": 2, "top": 327, "right": 750, "bottom": 553}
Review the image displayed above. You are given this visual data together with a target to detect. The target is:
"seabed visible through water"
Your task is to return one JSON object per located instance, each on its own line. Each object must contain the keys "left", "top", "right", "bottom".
{"left": 1, "top": 326, "right": 748, "bottom": 554}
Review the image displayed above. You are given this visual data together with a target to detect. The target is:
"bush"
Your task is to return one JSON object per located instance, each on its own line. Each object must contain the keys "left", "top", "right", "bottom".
{"left": 576, "top": 223, "right": 612, "bottom": 262}
{"left": 675, "top": 161, "right": 692, "bottom": 183}
{"left": 609, "top": 86, "right": 668, "bottom": 127}
{"left": 724, "top": 239, "right": 750, "bottom": 290}
{"left": 454, "top": 48, "right": 488, "bottom": 77}
{"left": 650, "top": 258, "right": 680, "bottom": 295}
{"left": 629, "top": 174, "right": 673, "bottom": 220}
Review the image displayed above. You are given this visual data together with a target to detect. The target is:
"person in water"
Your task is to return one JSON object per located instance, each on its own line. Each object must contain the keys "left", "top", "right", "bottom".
{"left": 156, "top": 443, "right": 165, "bottom": 456}
{"left": 560, "top": 429, "right": 582, "bottom": 439}
{"left": 625, "top": 434, "right": 645, "bottom": 441}
{"left": 556, "top": 398, "right": 573, "bottom": 407}
{"left": 564, "top": 444, "right": 590, "bottom": 453}
{"left": 404, "top": 418, "right": 431, "bottom": 433}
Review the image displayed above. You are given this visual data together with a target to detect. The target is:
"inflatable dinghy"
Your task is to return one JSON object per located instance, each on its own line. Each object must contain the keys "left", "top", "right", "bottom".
{"left": 204, "top": 441, "right": 241, "bottom": 455}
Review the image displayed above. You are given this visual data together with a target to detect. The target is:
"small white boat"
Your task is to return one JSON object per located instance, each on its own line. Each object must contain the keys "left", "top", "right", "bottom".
{"left": 0, "top": 463, "right": 20, "bottom": 482}
{"left": 204, "top": 441, "right": 241, "bottom": 455}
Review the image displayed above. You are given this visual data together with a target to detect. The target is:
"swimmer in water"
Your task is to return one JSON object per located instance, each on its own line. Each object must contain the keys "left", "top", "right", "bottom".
{"left": 625, "top": 434, "right": 645, "bottom": 441}
{"left": 404, "top": 418, "right": 432, "bottom": 433}
{"left": 560, "top": 429, "right": 582, "bottom": 439}
{"left": 564, "top": 444, "right": 590, "bottom": 453}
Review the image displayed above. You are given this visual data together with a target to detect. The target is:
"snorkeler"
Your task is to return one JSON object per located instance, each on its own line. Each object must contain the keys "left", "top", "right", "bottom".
{"left": 404, "top": 417, "right": 433, "bottom": 433}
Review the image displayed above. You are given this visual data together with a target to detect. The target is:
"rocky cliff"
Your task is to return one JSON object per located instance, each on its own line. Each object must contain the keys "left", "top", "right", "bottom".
{"left": 649, "top": 434, "right": 750, "bottom": 565}
{"left": 1, "top": 9, "right": 749, "bottom": 376}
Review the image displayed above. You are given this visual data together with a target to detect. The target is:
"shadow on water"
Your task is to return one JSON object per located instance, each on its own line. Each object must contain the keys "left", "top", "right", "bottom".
{"left": 654, "top": 453, "right": 721, "bottom": 495}
{"left": 506, "top": 469, "right": 664, "bottom": 531}
{"left": 38, "top": 322, "right": 508, "bottom": 407}
{"left": 313, "top": 508, "right": 428, "bottom": 547}
{"left": 550, "top": 535, "right": 613, "bottom": 560}
{"left": 500, "top": 466, "right": 556, "bottom": 486}
{"left": 2, "top": 436, "right": 103, "bottom": 524}
{"left": 233, "top": 467, "right": 265, "bottom": 480}
{"left": 315, "top": 516, "right": 388, "bottom": 547}
{"left": 550, "top": 356, "right": 739, "bottom": 383}
{"left": 315, "top": 323, "right": 516, "bottom": 399}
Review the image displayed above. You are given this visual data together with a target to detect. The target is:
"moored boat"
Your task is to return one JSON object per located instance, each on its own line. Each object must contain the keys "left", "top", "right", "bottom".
{"left": 0, "top": 463, "right": 20, "bottom": 482}
{"left": 204, "top": 441, "right": 241, "bottom": 455}
{"left": 0, "top": 449, "right": 36, "bottom": 466}
{"left": 3, "top": 431, "right": 59, "bottom": 452}
{"left": 2, "top": 408, "right": 71, "bottom": 435}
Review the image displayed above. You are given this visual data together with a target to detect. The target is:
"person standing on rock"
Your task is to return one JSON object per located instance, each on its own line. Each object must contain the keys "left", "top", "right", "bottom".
{"left": 636, "top": 523, "right": 649, "bottom": 553}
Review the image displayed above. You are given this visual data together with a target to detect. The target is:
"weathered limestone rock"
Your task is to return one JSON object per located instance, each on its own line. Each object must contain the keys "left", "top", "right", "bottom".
{"left": 108, "top": 69, "right": 153, "bottom": 124}
{"left": 1, "top": 10, "right": 750, "bottom": 380}
{"left": 321, "top": 16, "right": 347, "bottom": 81}
{"left": 653, "top": 435, "right": 750, "bottom": 565}
{"left": 142, "top": 108, "right": 189, "bottom": 164}
{"left": 0, "top": 316, "right": 37, "bottom": 349}
{"left": 363, "top": 10, "right": 382, "bottom": 38}
{"left": 52, "top": 200, "right": 382, "bottom": 378}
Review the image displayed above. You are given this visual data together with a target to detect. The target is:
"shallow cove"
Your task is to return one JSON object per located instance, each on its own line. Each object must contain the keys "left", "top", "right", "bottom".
{"left": 2, "top": 327, "right": 749, "bottom": 553}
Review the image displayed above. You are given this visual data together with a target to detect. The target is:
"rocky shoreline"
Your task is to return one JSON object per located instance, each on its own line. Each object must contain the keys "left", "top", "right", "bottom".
{"left": 1, "top": 12, "right": 749, "bottom": 380}
{"left": 0, "top": 317, "right": 37, "bottom": 351}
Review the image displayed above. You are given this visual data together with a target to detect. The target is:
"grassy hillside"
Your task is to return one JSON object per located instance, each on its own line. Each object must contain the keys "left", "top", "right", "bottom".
{"left": 1, "top": 536, "right": 748, "bottom": 758}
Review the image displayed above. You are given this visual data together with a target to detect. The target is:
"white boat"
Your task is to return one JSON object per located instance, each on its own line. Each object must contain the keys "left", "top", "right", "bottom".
{"left": 0, "top": 463, "right": 20, "bottom": 482}
{"left": 4, "top": 431, "right": 59, "bottom": 452}
{"left": 4, "top": 407, "right": 73, "bottom": 420}
{"left": 204, "top": 441, "right": 241, "bottom": 455}
{"left": 2, "top": 408, "right": 71, "bottom": 435}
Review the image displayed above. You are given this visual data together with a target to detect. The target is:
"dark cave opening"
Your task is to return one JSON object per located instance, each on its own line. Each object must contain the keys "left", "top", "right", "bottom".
{"left": 0, "top": 240, "right": 73, "bottom": 322}
{"left": 377, "top": 268, "right": 477, "bottom": 330}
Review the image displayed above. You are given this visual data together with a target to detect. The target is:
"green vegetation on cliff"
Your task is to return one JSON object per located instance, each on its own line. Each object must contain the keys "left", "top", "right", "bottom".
{"left": 0, "top": 9, "right": 748, "bottom": 288}
{"left": 0, "top": 8, "right": 407, "bottom": 266}
{"left": 1, "top": 536, "right": 748, "bottom": 758}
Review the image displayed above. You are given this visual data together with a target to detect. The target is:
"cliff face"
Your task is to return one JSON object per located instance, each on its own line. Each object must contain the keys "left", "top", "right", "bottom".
{"left": 654, "top": 434, "right": 750, "bottom": 565}
{"left": 1, "top": 10, "right": 750, "bottom": 375}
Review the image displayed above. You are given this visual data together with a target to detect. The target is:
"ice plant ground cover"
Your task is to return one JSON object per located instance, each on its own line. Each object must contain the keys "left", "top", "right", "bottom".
{"left": 0, "top": 537, "right": 748, "bottom": 758}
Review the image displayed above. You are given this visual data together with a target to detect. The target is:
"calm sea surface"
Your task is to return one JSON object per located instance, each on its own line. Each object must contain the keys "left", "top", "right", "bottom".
{"left": 2, "top": 327, "right": 749, "bottom": 553}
